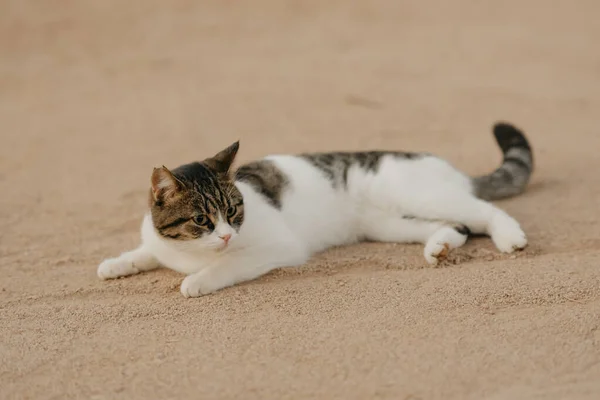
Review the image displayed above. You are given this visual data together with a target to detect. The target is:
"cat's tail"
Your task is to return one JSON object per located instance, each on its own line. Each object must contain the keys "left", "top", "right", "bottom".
{"left": 471, "top": 122, "right": 534, "bottom": 201}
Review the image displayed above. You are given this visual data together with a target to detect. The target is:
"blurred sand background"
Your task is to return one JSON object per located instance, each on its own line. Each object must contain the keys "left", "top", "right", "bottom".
{"left": 1, "top": 1, "right": 600, "bottom": 399}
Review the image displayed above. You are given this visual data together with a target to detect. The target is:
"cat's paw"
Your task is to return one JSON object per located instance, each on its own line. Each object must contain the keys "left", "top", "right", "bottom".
{"left": 424, "top": 242, "right": 450, "bottom": 265}
{"left": 424, "top": 227, "right": 468, "bottom": 265}
{"left": 97, "top": 257, "right": 139, "bottom": 280}
{"left": 492, "top": 229, "right": 527, "bottom": 253}
{"left": 180, "top": 273, "right": 217, "bottom": 298}
{"left": 490, "top": 216, "right": 528, "bottom": 253}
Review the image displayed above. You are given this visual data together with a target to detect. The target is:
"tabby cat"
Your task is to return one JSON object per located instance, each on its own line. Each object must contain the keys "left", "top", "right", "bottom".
{"left": 98, "top": 122, "right": 533, "bottom": 298}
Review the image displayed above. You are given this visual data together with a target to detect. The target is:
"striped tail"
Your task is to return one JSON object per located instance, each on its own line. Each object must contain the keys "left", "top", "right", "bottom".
{"left": 472, "top": 122, "right": 534, "bottom": 201}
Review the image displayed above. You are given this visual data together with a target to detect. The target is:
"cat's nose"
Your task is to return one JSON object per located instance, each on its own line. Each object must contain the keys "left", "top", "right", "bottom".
{"left": 219, "top": 234, "right": 232, "bottom": 244}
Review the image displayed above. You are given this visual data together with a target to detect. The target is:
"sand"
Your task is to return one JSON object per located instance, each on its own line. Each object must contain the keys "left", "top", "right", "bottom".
{"left": 1, "top": 1, "right": 600, "bottom": 399}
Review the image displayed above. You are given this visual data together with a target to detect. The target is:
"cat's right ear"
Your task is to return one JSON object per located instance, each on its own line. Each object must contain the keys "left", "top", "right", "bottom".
{"left": 151, "top": 166, "right": 183, "bottom": 202}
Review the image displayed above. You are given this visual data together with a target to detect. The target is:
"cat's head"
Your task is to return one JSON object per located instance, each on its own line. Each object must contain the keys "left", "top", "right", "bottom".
{"left": 148, "top": 142, "right": 244, "bottom": 251}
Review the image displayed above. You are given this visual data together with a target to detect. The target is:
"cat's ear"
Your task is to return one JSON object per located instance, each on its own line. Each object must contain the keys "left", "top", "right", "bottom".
{"left": 151, "top": 166, "right": 183, "bottom": 202}
{"left": 205, "top": 141, "right": 239, "bottom": 176}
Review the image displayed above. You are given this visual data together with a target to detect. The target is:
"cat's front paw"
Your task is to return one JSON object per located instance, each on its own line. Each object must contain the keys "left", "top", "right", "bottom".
{"left": 180, "top": 273, "right": 218, "bottom": 298}
{"left": 97, "top": 257, "right": 139, "bottom": 280}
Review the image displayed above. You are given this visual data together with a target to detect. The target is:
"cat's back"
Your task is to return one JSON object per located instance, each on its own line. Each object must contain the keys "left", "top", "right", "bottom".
{"left": 234, "top": 150, "right": 463, "bottom": 201}
{"left": 235, "top": 154, "right": 352, "bottom": 213}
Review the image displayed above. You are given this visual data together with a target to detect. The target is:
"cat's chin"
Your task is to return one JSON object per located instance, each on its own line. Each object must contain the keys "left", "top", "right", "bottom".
{"left": 197, "top": 240, "right": 232, "bottom": 253}
{"left": 161, "top": 237, "right": 223, "bottom": 254}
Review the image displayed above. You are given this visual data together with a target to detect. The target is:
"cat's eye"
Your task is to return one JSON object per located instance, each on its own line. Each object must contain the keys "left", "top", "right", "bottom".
{"left": 226, "top": 206, "right": 237, "bottom": 218}
{"left": 193, "top": 215, "right": 209, "bottom": 226}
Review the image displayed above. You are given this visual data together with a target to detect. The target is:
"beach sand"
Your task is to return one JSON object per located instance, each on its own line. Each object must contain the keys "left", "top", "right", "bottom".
{"left": 1, "top": 1, "right": 599, "bottom": 398}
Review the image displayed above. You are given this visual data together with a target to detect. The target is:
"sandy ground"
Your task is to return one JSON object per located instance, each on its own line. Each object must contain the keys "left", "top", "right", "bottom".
{"left": 1, "top": 1, "right": 600, "bottom": 399}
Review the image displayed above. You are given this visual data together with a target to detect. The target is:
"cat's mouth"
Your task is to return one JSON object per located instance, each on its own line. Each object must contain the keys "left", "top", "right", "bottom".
{"left": 214, "top": 242, "right": 230, "bottom": 252}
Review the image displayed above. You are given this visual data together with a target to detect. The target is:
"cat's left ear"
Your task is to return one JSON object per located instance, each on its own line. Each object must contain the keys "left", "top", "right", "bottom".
{"left": 205, "top": 141, "right": 240, "bottom": 176}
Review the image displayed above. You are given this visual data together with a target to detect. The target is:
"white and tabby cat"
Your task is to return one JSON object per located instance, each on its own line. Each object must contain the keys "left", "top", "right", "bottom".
{"left": 98, "top": 122, "right": 533, "bottom": 298}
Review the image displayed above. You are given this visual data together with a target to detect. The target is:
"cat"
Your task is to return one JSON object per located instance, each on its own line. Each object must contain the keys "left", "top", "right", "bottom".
{"left": 97, "top": 122, "right": 533, "bottom": 298}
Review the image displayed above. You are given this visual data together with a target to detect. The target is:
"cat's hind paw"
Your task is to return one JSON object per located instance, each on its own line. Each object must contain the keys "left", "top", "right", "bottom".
{"left": 424, "top": 226, "right": 468, "bottom": 265}
{"left": 424, "top": 242, "right": 450, "bottom": 265}
{"left": 490, "top": 216, "right": 528, "bottom": 253}
{"left": 97, "top": 257, "right": 139, "bottom": 280}
{"left": 492, "top": 230, "right": 527, "bottom": 253}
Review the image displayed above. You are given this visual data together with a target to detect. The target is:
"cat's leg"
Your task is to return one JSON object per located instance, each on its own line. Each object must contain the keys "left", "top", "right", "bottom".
{"left": 365, "top": 216, "right": 470, "bottom": 264}
{"left": 362, "top": 215, "right": 468, "bottom": 265}
{"left": 363, "top": 215, "right": 442, "bottom": 243}
{"left": 97, "top": 246, "right": 160, "bottom": 280}
{"left": 405, "top": 193, "right": 527, "bottom": 253}
{"left": 485, "top": 207, "right": 528, "bottom": 253}
{"left": 180, "top": 244, "right": 308, "bottom": 298}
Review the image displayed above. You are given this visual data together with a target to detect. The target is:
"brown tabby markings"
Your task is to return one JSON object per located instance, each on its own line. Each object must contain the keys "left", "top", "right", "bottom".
{"left": 300, "top": 151, "right": 424, "bottom": 188}
{"left": 235, "top": 160, "right": 289, "bottom": 209}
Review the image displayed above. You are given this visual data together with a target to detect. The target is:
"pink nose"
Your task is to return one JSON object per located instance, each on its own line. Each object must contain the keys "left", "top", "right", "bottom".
{"left": 219, "top": 234, "right": 232, "bottom": 244}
